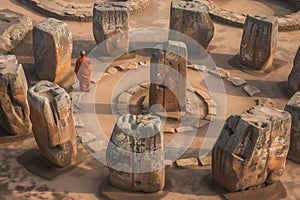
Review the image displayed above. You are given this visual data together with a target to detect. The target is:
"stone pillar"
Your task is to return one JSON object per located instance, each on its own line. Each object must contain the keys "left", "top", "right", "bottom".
{"left": 240, "top": 14, "right": 278, "bottom": 71}
{"left": 285, "top": 92, "right": 300, "bottom": 163}
{"left": 169, "top": 0, "right": 214, "bottom": 49}
{"left": 106, "top": 114, "right": 165, "bottom": 193}
{"left": 28, "top": 81, "right": 77, "bottom": 167}
{"left": 288, "top": 46, "right": 300, "bottom": 94}
{"left": 212, "top": 105, "right": 291, "bottom": 192}
{"left": 32, "top": 18, "right": 72, "bottom": 83}
{"left": 93, "top": 2, "right": 129, "bottom": 55}
{"left": 149, "top": 40, "right": 187, "bottom": 112}
{"left": 0, "top": 55, "right": 32, "bottom": 135}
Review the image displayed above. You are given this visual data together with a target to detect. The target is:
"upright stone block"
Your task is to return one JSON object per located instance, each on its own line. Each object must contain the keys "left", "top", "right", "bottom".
{"left": 106, "top": 114, "right": 165, "bottom": 193}
{"left": 0, "top": 55, "right": 32, "bottom": 135}
{"left": 149, "top": 41, "right": 187, "bottom": 112}
{"left": 28, "top": 81, "right": 77, "bottom": 167}
{"left": 285, "top": 92, "right": 300, "bottom": 163}
{"left": 213, "top": 105, "right": 291, "bottom": 192}
{"left": 93, "top": 2, "right": 129, "bottom": 55}
{"left": 288, "top": 46, "right": 300, "bottom": 94}
{"left": 32, "top": 18, "right": 72, "bottom": 83}
{"left": 169, "top": 0, "right": 214, "bottom": 49}
{"left": 240, "top": 14, "right": 278, "bottom": 70}
{"left": 0, "top": 9, "right": 32, "bottom": 54}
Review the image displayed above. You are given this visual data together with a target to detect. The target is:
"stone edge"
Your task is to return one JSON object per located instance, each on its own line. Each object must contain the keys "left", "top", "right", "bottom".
{"left": 21, "top": 0, "right": 151, "bottom": 22}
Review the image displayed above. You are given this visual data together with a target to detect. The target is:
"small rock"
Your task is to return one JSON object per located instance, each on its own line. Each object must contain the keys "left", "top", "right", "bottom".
{"left": 140, "top": 83, "right": 150, "bottom": 89}
{"left": 216, "top": 67, "right": 230, "bottom": 78}
{"left": 164, "top": 159, "right": 173, "bottom": 167}
{"left": 79, "top": 132, "right": 96, "bottom": 143}
{"left": 256, "top": 98, "right": 276, "bottom": 107}
{"left": 243, "top": 85, "right": 261, "bottom": 97}
{"left": 107, "top": 67, "right": 118, "bottom": 75}
{"left": 86, "top": 140, "right": 106, "bottom": 153}
{"left": 74, "top": 116, "right": 84, "bottom": 128}
{"left": 138, "top": 61, "right": 147, "bottom": 66}
{"left": 176, "top": 126, "right": 194, "bottom": 133}
{"left": 163, "top": 127, "right": 175, "bottom": 134}
{"left": 227, "top": 77, "right": 247, "bottom": 87}
{"left": 199, "top": 156, "right": 212, "bottom": 166}
{"left": 176, "top": 158, "right": 198, "bottom": 168}
{"left": 127, "top": 85, "right": 144, "bottom": 95}
{"left": 115, "top": 62, "right": 138, "bottom": 71}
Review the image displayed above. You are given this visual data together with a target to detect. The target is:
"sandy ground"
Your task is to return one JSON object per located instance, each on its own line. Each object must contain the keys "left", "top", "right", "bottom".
{"left": 1, "top": 0, "right": 300, "bottom": 199}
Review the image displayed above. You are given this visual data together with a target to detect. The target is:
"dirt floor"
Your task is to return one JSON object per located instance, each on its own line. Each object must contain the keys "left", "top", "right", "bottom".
{"left": 1, "top": 0, "right": 300, "bottom": 200}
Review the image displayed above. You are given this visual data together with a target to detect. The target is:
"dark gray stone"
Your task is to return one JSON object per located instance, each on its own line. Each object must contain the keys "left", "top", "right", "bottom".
{"left": 288, "top": 46, "right": 300, "bottom": 94}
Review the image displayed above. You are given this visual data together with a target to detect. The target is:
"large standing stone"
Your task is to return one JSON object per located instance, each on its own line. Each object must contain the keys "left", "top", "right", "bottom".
{"left": 32, "top": 18, "right": 72, "bottom": 83}
{"left": 287, "top": 46, "right": 300, "bottom": 94}
{"left": 169, "top": 0, "right": 214, "bottom": 49}
{"left": 28, "top": 81, "right": 77, "bottom": 167}
{"left": 149, "top": 40, "right": 187, "bottom": 112}
{"left": 0, "top": 9, "right": 32, "bottom": 54}
{"left": 93, "top": 2, "right": 129, "bottom": 55}
{"left": 0, "top": 55, "right": 32, "bottom": 135}
{"left": 240, "top": 14, "right": 278, "bottom": 71}
{"left": 212, "top": 105, "right": 291, "bottom": 192}
{"left": 285, "top": 92, "right": 300, "bottom": 163}
{"left": 106, "top": 114, "right": 165, "bottom": 193}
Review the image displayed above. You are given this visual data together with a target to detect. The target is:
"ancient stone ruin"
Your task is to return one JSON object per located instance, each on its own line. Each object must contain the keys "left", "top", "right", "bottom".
{"left": 240, "top": 14, "right": 278, "bottom": 71}
{"left": 149, "top": 40, "right": 187, "bottom": 113}
{"left": 285, "top": 92, "right": 300, "bottom": 163}
{"left": 288, "top": 46, "right": 300, "bottom": 94}
{"left": 93, "top": 2, "right": 129, "bottom": 55}
{"left": 169, "top": 0, "right": 214, "bottom": 49}
{"left": 212, "top": 105, "right": 291, "bottom": 192}
{"left": 27, "top": 80, "right": 77, "bottom": 167}
{"left": 0, "top": 55, "right": 32, "bottom": 135}
{"left": 32, "top": 18, "right": 73, "bottom": 83}
{"left": 0, "top": 9, "right": 32, "bottom": 54}
{"left": 106, "top": 114, "right": 165, "bottom": 193}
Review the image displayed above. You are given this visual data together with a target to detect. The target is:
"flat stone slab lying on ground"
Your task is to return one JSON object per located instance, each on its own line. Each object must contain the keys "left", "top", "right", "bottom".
{"left": 188, "top": 64, "right": 207, "bottom": 72}
{"left": 0, "top": 9, "right": 32, "bottom": 54}
{"left": 176, "top": 126, "right": 195, "bottom": 133}
{"left": 199, "top": 156, "right": 212, "bottom": 166}
{"left": 227, "top": 77, "right": 247, "bottom": 86}
{"left": 176, "top": 158, "right": 199, "bottom": 168}
{"left": 243, "top": 85, "right": 261, "bottom": 96}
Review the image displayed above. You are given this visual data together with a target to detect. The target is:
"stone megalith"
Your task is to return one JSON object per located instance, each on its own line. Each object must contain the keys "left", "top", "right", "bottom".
{"left": 32, "top": 18, "right": 72, "bottom": 83}
{"left": 0, "top": 55, "right": 32, "bottom": 135}
{"left": 212, "top": 105, "right": 291, "bottom": 192}
{"left": 240, "top": 14, "right": 278, "bottom": 71}
{"left": 93, "top": 2, "right": 129, "bottom": 55}
{"left": 285, "top": 92, "right": 300, "bottom": 163}
{"left": 169, "top": 0, "right": 214, "bottom": 49}
{"left": 0, "top": 9, "right": 32, "bottom": 54}
{"left": 106, "top": 114, "right": 165, "bottom": 193}
{"left": 288, "top": 46, "right": 300, "bottom": 94}
{"left": 149, "top": 40, "right": 187, "bottom": 112}
{"left": 28, "top": 81, "right": 77, "bottom": 167}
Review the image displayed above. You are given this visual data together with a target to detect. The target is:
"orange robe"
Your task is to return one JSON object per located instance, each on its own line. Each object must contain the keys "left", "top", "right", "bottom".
{"left": 75, "top": 56, "right": 91, "bottom": 92}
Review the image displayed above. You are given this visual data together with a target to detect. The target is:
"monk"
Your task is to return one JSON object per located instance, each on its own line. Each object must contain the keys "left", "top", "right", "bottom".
{"left": 75, "top": 51, "right": 91, "bottom": 92}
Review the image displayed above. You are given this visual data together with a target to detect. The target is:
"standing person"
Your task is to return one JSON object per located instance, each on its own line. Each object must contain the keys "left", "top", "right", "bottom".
{"left": 75, "top": 51, "right": 91, "bottom": 92}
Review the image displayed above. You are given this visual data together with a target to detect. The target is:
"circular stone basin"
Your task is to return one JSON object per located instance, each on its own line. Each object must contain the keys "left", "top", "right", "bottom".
{"left": 213, "top": 0, "right": 297, "bottom": 16}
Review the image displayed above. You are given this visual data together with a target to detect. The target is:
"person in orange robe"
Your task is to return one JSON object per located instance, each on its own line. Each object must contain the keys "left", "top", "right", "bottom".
{"left": 75, "top": 51, "right": 91, "bottom": 92}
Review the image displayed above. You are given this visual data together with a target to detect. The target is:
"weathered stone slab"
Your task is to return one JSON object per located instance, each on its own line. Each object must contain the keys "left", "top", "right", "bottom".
{"left": 288, "top": 46, "right": 300, "bottom": 94}
{"left": 0, "top": 9, "right": 32, "bottom": 54}
{"left": 28, "top": 81, "right": 77, "bottom": 167}
{"left": 176, "top": 158, "right": 198, "bottom": 168}
{"left": 106, "top": 114, "right": 165, "bottom": 193}
{"left": 243, "top": 85, "right": 261, "bottom": 97}
{"left": 0, "top": 55, "right": 32, "bottom": 135}
{"left": 93, "top": 2, "right": 129, "bottom": 55}
{"left": 240, "top": 14, "right": 278, "bottom": 70}
{"left": 213, "top": 105, "right": 291, "bottom": 192}
{"left": 33, "top": 18, "right": 72, "bottom": 83}
{"left": 227, "top": 77, "right": 247, "bottom": 87}
{"left": 149, "top": 41, "right": 187, "bottom": 112}
{"left": 187, "top": 64, "right": 207, "bottom": 72}
{"left": 169, "top": 0, "right": 214, "bottom": 49}
{"left": 285, "top": 92, "right": 300, "bottom": 163}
